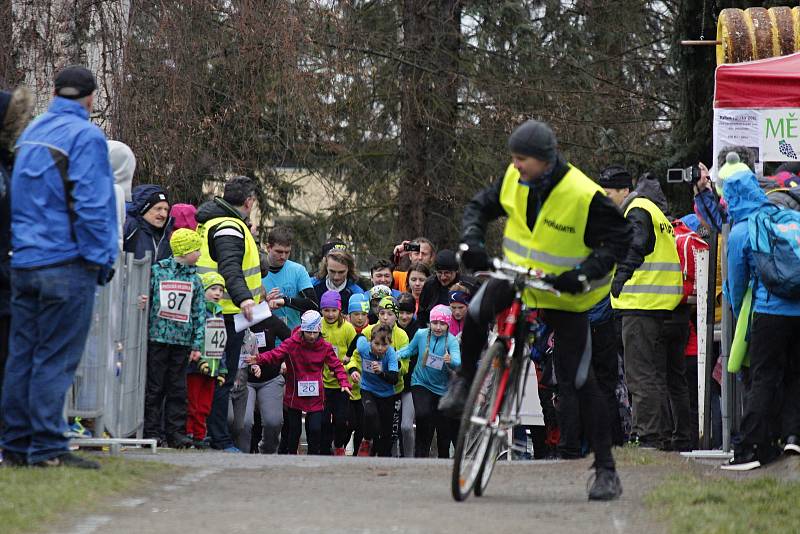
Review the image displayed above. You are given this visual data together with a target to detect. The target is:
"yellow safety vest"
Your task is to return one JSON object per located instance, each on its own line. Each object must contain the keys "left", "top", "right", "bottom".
{"left": 499, "top": 163, "right": 612, "bottom": 312}
{"left": 610, "top": 197, "right": 683, "bottom": 311}
{"left": 196, "top": 216, "right": 263, "bottom": 314}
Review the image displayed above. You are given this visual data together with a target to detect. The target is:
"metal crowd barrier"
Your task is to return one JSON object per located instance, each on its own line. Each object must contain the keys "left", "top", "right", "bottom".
{"left": 66, "top": 252, "right": 156, "bottom": 454}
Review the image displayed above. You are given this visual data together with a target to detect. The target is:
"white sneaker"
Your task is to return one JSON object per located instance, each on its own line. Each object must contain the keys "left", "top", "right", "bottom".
{"left": 720, "top": 457, "right": 761, "bottom": 471}
{"left": 783, "top": 436, "right": 800, "bottom": 455}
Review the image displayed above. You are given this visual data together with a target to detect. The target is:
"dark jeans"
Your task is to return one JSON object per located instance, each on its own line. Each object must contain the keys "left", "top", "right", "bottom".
{"left": 321, "top": 387, "right": 351, "bottom": 453}
{"left": 1, "top": 262, "right": 96, "bottom": 463}
{"left": 207, "top": 315, "right": 245, "bottom": 449}
{"left": 362, "top": 391, "right": 396, "bottom": 457}
{"left": 0, "top": 313, "right": 9, "bottom": 428}
{"left": 412, "top": 385, "right": 452, "bottom": 458}
{"left": 284, "top": 408, "right": 323, "bottom": 455}
{"left": 143, "top": 342, "right": 189, "bottom": 439}
{"left": 738, "top": 313, "right": 800, "bottom": 455}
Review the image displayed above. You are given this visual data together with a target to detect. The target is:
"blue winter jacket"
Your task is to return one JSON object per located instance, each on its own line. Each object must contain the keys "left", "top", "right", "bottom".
{"left": 723, "top": 171, "right": 800, "bottom": 318}
{"left": 11, "top": 97, "right": 117, "bottom": 269}
{"left": 123, "top": 184, "right": 173, "bottom": 263}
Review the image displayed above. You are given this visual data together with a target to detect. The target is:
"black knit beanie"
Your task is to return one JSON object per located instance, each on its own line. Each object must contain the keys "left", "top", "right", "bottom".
{"left": 507, "top": 120, "right": 557, "bottom": 163}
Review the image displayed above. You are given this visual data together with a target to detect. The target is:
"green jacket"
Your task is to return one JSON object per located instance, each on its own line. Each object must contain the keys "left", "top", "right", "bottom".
{"left": 148, "top": 258, "right": 205, "bottom": 349}
{"left": 187, "top": 301, "right": 228, "bottom": 377}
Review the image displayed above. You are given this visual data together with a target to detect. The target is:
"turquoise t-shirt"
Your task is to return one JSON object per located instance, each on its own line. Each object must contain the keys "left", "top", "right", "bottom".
{"left": 263, "top": 259, "right": 313, "bottom": 331}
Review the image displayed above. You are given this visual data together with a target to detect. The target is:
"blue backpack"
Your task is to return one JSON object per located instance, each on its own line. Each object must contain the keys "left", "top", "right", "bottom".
{"left": 748, "top": 204, "right": 800, "bottom": 299}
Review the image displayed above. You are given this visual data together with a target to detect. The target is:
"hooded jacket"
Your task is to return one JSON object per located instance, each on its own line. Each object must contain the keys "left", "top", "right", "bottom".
{"left": 11, "top": 97, "right": 118, "bottom": 270}
{"left": 124, "top": 184, "right": 173, "bottom": 263}
{"left": 187, "top": 300, "right": 228, "bottom": 377}
{"left": 256, "top": 327, "right": 350, "bottom": 412}
{"left": 108, "top": 140, "right": 135, "bottom": 251}
{"left": 148, "top": 257, "right": 206, "bottom": 348}
{"left": 724, "top": 171, "right": 800, "bottom": 318}
{"left": 196, "top": 197, "right": 255, "bottom": 307}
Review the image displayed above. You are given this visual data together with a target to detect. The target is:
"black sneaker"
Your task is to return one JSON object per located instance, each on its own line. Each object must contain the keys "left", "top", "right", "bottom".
{"left": 784, "top": 435, "right": 800, "bottom": 456}
{"left": 588, "top": 467, "right": 623, "bottom": 501}
{"left": 32, "top": 452, "right": 100, "bottom": 470}
{"left": 192, "top": 437, "right": 210, "bottom": 450}
{"left": 1, "top": 450, "right": 28, "bottom": 467}
{"left": 167, "top": 433, "right": 194, "bottom": 449}
{"left": 438, "top": 375, "right": 469, "bottom": 418}
{"left": 721, "top": 447, "right": 760, "bottom": 471}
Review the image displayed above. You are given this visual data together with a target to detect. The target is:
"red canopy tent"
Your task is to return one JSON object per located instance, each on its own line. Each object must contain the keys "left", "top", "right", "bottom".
{"left": 714, "top": 52, "right": 800, "bottom": 109}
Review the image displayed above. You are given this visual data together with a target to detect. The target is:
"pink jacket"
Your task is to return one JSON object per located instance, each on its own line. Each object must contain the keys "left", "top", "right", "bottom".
{"left": 257, "top": 328, "right": 349, "bottom": 412}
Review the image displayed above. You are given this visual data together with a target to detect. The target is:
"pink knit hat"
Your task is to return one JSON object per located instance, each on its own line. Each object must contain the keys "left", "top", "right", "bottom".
{"left": 429, "top": 304, "right": 452, "bottom": 324}
{"left": 170, "top": 203, "right": 198, "bottom": 231}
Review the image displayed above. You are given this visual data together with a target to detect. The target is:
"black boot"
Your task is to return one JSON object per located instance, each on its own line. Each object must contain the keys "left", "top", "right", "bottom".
{"left": 438, "top": 375, "right": 469, "bottom": 418}
{"left": 588, "top": 467, "right": 623, "bottom": 501}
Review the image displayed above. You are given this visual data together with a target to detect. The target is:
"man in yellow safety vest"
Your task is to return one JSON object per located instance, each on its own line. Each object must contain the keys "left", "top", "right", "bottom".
{"left": 600, "top": 166, "right": 689, "bottom": 452}
{"left": 439, "top": 120, "right": 631, "bottom": 501}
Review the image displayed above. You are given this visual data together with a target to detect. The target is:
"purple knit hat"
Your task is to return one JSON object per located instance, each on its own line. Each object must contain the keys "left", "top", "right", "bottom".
{"left": 320, "top": 290, "right": 342, "bottom": 310}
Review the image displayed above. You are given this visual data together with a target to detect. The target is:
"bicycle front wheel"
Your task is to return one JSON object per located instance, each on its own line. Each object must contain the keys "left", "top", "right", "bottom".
{"left": 451, "top": 341, "right": 507, "bottom": 502}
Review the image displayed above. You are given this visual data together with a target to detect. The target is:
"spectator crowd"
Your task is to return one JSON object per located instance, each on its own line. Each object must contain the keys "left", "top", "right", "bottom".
{"left": 0, "top": 66, "right": 798, "bottom": 477}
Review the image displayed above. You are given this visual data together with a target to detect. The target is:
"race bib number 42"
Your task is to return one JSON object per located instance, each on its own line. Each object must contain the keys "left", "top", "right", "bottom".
{"left": 158, "top": 281, "right": 193, "bottom": 323}
{"left": 204, "top": 318, "right": 226, "bottom": 359}
{"left": 298, "top": 380, "right": 320, "bottom": 397}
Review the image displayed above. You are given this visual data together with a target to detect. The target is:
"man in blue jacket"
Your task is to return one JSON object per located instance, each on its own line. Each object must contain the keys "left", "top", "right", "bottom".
{"left": 722, "top": 170, "right": 800, "bottom": 471}
{"left": 1, "top": 66, "right": 117, "bottom": 469}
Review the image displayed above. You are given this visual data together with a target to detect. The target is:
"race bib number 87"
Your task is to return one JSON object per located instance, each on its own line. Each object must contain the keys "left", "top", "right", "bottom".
{"left": 158, "top": 281, "right": 193, "bottom": 323}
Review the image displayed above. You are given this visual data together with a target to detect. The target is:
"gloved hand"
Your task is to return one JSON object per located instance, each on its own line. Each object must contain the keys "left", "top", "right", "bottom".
{"left": 217, "top": 375, "right": 226, "bottom": 387}
{"left": 611, "top": 278, "right": 625, "bottom": 298}
{"left": 199, "top": 361, "right": 210, "bottom": 375}
{"left": 552, "top": 269, "right": 588, "bottom": 294}
{"left": 459, "top": 243, "right": 490, "bottom": 271}
{"left": 97, "top": 264, "right": 115, "bottom": 286}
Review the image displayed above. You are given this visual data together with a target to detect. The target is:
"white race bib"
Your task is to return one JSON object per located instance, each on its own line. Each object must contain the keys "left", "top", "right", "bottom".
{"left": 426, "top": 354, "right": 445, "bottom": 370}
{"left": 297, "top": 380, "right": 320, "bottom": 397}
{"left": 158, "top": 281, "right": 193, "bottom": 323}
{"left": 204, "top": 318, "right": 226, "bottom": 359}
{"left": 254, "top": 331, "right": 266, "bottom": 348}
{"left": 362, "top": 359, "right": 377, "bottom": 374}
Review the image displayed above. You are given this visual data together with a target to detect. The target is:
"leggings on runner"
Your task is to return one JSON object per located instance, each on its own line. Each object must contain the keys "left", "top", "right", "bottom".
{"left": 321, "top": 387, "right": 351, "bottom": 453}
{"left": 412, "top": 385, "right": 452, "bottom": 458}
{"left": 361, "top": 391, "right": 396, "bottom": 457}
{"left": 284, "top": 408, "right": 323, "bottom": 455}
{"left": 349, "top": 398, "right": 364, "bottom": 453}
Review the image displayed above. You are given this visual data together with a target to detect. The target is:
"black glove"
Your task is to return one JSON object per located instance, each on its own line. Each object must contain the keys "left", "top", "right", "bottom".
{"left": 97, "top": 265, "right": 115, "bottom": 286}
{"left": 611, "top": 278, "right": 625, "bottom": 298}
{"left": 552, "top": 269, "right": 588, "bottom": 294}
{"left": 459, "top": 243, "right": 490, "bottom": 271}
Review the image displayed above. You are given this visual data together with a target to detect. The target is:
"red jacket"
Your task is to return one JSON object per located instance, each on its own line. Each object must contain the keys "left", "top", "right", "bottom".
{"left": 257, "top": 328, "right": 349, "bottom": 412}
{"left": 673, "top": 220, "right": 709, "bottom": 304}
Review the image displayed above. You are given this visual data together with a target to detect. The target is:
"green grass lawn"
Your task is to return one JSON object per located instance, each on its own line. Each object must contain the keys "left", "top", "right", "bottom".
{"left": 647, "top": 470, "right": 800, "bottom": 534}
{"left": 0, "top": 454, "right": 179, "bottom": 534}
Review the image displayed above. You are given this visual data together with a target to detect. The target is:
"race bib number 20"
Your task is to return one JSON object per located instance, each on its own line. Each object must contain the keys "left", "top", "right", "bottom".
{"left": 298, "top": 380, "right": 319, "bottom": 397}
{"left": 158, "top": 281, "right": 193, "bottom": 323}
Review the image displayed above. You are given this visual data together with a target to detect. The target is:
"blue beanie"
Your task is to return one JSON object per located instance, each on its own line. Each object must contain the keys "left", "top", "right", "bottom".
{"left": 348, "top": 293, "right": 369, "bottom": 314}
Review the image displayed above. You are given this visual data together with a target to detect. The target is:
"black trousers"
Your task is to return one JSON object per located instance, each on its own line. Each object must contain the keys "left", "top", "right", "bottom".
{"left": 361, "top": 391, "right": 396, "bottom": 457}
{"left": 459, "top": 278, "right": 614, "bottom": 469}
{"left": 321, "top": 387, "right": 351, "bottom": 453}
{"left": 284, "top": 408, "right": 323, "bottom": 455}
{"left": 557, "top": 317, "right": 622, "bottom": 456}
{"left": 739, "top": 313, "right": 800, "bottom": 454}
{"left": 663, "top": 305, "right": 692, "bottom": 449}
{"left": 349, "top": 398, "right": 364, "bottom": 453}
{"left": 143, "top": 342, "right": 189, "bottom": 439}
{"left": 412, "top": 385, "right": 452, "bottom": 458}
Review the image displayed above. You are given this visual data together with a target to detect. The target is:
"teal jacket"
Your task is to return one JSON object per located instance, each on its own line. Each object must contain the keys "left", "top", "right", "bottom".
{"left": 187, "top": 301, "right": 228, "bottom": 377}
{"left": 148, "top": 258, "right": 205, "bottom": 349}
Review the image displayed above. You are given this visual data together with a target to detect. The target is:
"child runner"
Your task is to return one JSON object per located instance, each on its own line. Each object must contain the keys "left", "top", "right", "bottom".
{"left": 246, "top": 310, "right": 351, "bottom": 455}
{"left": 348, "top": 325, "right": 399, "bottom": 457}
{"left": 186, "top": 272, "right": 228, "bottom": 448}
{"left": 143, "top": 229, "right": 205, "bottom": 449}
{"left": 397, "top": 292, "right": 420, "bottom": 457}
{"left": 344, "top": 293, "right": 370, "bottom": 454}
{"left": 406, "top": 262, "right": 431, "bottom": 314}
{"left": 319, "top": 291, "right": 358, "bottom": 455}
{"left": 398, "top": 304, "right": 461, "bottom": 457}
{"left": 448, "top": 290, "right": 470, "bottom": 339}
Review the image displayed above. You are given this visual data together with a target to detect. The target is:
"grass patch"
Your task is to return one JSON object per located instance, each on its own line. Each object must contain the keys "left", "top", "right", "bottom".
{"left": 614, "top": 444, "right": 666, "bottom": 467}
{"left": 0, "top": 454, "right": 179, "bottom": 534}
{"left": 647, "top": 472, "right": 800, "bottom": 534}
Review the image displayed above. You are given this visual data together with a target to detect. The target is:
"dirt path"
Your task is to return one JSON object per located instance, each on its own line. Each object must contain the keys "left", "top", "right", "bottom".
{"left": 57, "top": 449, "right": 678, "bottom": 534}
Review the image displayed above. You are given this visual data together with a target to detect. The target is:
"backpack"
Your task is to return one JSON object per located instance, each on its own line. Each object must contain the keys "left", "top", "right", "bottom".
{"left": 748, "top": 204, "right": 800, "bottom": 299}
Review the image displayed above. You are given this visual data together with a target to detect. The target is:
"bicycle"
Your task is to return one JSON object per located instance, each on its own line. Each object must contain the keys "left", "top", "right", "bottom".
{"left": 451, "top": 257, "right": 558, "bottom": 502}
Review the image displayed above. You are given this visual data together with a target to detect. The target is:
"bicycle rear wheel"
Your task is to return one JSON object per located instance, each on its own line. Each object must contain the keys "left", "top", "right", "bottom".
{"left": 451, "top": 341, "right": 507, "bottom": 502}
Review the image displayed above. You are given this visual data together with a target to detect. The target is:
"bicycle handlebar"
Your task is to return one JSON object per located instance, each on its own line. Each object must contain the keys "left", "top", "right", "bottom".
{"left": 474, "top": 257, "right": 560, "bottom": 296}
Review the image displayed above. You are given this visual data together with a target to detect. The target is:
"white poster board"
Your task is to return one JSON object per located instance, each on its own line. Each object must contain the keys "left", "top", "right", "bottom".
{"left": 712, "top": 109, "right": 762, "bottom": 180}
